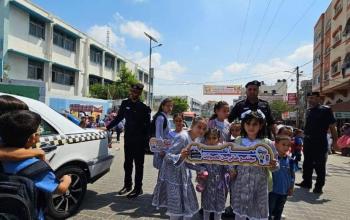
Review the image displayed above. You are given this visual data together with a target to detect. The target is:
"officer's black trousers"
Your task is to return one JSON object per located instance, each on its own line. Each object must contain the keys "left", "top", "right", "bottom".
{"left": 302, "top": 144, "right": 327, "bottom": 188}
{"left": 123, "top": 138, "right": 146, "bottom": 190}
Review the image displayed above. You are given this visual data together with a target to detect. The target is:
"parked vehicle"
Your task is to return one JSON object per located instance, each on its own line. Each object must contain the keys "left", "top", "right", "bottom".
{"left": 183, "top": 112, "right": 197, "bottom": 128}
{"left": 0, "top": 93, "right": 114, "bottom": 219}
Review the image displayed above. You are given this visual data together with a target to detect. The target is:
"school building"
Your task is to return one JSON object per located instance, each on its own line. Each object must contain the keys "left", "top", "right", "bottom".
{"left": 0, "top": 0, "right": 153, "bottom": 111}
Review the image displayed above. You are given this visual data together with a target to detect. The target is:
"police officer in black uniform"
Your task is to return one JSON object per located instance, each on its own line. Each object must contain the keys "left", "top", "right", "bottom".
{"left": 107, "top": 83, "right": 151, "bottom": 199}
{"left": 228, "top": 80, "right": 275, "bottom": 138}
{"left": 295, "top": 92, "right": 338, "bottom": 194}
{"left": 223, "top": 80, "right": 276, "bottom": 218}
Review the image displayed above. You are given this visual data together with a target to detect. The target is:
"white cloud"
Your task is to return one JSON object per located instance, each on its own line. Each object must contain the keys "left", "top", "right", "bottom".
{"left": 120, "top": 21, "right": 161, "bottom": 41}
{"left": 225, "top": 62, "right": 249, "bottom": 74}
{"left": 130, "top": 52, "right": 186, "bottom": 80}
{"left": 210, "top": 70, "right": 224, "bottom": 80}
{"left": 247, "top": 43, "right": 313, "bottom": 85}
{"left": 287, "top": 44, "right": 313, "bottom": 62}
{"left": 87, "top": 25, "right": 125, "bottom": 48}
{"left": 157, "top": 61, "right": 186, "bottom": 80}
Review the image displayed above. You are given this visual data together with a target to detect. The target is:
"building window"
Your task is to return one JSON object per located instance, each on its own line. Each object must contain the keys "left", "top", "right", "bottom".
{"left": 52, "top": 66, "right": 75, "bottom": 85}
{"left": 28, "top": 59, "right": 44, "bottom": 80}
{"left": 334, "top": 0, "right": 343, "bottom": 19}
{"left": 138, "top": 71, "right": 143, "bottom": 81}
{"left": 90, "top": 47, "right": 102, "bottom": 65}
{"left": 331, "top": 60, "right": 340, "bottom": 75}
{"left": 29, "top": 17, "right": 45, "bottom": 39}
{"left": 314, "top": 53, "right": 321, "bottom": 65}
{"left": 272, "top": 90, "right": 276, "bottom": 95}
{"left": 263, "top": 91, "right": 268, "bottom": 94}
{"left": 314, "top": 31, "right": 322, "bottom": 43}
{"left": 105, "top": 55, "right": 114, "bottom": 69}
{"left": 89, "top": 75, "right": 102, "bottom": 86}
{"left": 53, "top": 29, "right": 75, "bottom": 52}
{"left": 344, "top": 18, "right": 350, "bottom": 38}
{"left": 333, "top": 30, "right": 342, "bottom": 47}
{"left": 144, "top": 74, "right": 149, "bottom": 84}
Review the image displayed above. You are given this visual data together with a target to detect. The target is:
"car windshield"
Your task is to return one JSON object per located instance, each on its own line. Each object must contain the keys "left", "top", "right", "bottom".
{"left": 184, "top": 116, "right": 193, "bottom": 128}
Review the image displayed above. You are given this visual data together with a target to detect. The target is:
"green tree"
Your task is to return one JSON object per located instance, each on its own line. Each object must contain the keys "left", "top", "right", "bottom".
{"left": 89, "top": 66, "right": 139, "bottom": 100}
{"left": 270, "top": 100, "right": 292, "bottom": 120}
{"left": 172, "top": 97, "right": 189, "bottom": 115}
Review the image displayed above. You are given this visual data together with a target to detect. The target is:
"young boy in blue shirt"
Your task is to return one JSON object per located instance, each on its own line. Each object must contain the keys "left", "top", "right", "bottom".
{"left": 0, "top": 110, "right": 72, "bottom": 220}
{"left": 269, "top": 135, "right": 295, "bottom": 220}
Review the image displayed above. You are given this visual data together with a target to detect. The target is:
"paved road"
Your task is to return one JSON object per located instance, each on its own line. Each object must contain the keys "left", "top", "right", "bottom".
{"left": 70, "top": 139, "right": 350, "bottom": 220}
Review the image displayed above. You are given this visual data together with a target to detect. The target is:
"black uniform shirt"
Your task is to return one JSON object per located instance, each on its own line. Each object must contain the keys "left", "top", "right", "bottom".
{"left": 304, "top": 105, "right": 336, "bottom": 144}
{"left": 228, "top": 99, "right": 275, "bottom": 126}
{"left": 107, "top": 99, "right": 151, "bottom": 139}
{"left": 228, "top": 99, "right": 275, "bottom": 138}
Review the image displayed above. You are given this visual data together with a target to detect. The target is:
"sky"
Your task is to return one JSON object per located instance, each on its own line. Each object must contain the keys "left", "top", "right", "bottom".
{"left": 32, "top": 0, "right": 330, "bottom": 104}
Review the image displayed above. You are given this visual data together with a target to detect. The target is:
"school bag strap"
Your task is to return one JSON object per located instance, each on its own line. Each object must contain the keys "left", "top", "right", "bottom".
{"left": 17, "top": 160, "right": 53, "bottom": 179}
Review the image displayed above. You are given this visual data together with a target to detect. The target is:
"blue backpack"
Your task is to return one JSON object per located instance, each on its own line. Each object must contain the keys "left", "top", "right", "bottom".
{"left": 0, "top": 160, "right": 52, "bottom": 220}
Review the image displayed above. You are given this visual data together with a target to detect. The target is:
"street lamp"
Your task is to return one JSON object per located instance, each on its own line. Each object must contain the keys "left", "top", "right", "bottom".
{"left": 144, "top": 32, "right": 162, "bottom": 106}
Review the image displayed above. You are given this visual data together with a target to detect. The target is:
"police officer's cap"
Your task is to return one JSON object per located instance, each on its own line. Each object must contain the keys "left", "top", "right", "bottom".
{"left": 132, "top": 83, "right": 144, "bottom": 91}
{"left": 306, "top": 92, "right": 321, "bottom": 97}
{"left": 245, "top": 80, "right": 261, "bottom": 88}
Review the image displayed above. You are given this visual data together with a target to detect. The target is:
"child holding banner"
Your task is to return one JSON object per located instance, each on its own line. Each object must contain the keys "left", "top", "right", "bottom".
{"left": 197, "top": 128, "right": 229, "bottom": 220}
{"left": 207, "top": 101, "right": 231, "bottom": 143}
{"left": 152, "top": 117, "right": 207, "bottom": 220}
{"left": 230, "top": 110, "right": 278, "bottom": 220}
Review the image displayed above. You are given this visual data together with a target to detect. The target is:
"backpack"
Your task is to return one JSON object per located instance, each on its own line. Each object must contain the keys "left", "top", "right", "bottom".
{"left": 0, "top": 160, "right": 52, "bottom": 220}
{"left": 150, "top": 112, "right": 168, "bottom": 138}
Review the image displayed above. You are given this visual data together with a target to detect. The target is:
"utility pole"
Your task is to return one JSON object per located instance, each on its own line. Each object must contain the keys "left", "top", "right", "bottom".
{"left": 144, "top": 32, "right": 162, "bottom": 107}
{"left": 296, "top": 66, "right": 300, "bottom": 128}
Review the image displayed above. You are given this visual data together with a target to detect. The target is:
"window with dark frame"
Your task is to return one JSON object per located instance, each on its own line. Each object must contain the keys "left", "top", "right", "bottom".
{"left": 29, "top": 17, "right": 45, "bottom": 39}
{"left": 53, "top": 28, "right": 75, "bottom": 52}
{"left": 90, "top": 47, "right": 102, "bottom": 65}
{"left": 138, "top": 71, "right": 143, "bottom": 81}
{"left": 105, "top": 55, "right": 115, "bottom": 69}
{"left": 332, "top": 61, "right": 340, "bottom": 74}
{"left": 28, "top": 59, "right": 44, "bottom": 80}
{"left": 52, "top": 66, "right": 75, "bottom": 86}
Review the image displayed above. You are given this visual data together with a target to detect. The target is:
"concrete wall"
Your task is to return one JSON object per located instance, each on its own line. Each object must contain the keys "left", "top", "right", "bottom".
{"left": 50, "top": 82, "right": 75, "bottom": 96}
{"left": 8, "top": 6, "right": 47, "bottom": 60}
{"left": 7, "top": 52, "right": 28, "bottom": 80}
{"left": 52, "top": 45, "right": 77, "bottom": 68}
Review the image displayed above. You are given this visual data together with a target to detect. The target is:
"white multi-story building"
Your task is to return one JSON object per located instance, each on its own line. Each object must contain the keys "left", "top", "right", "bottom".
{"left": 238, "top": 79, "right": 288, "bottom": 103}
{"left": 153, "top": 95, "right": 202, "bottom": 116}
{"left": 0, "top": 0, "right": 153, "bottom": 106}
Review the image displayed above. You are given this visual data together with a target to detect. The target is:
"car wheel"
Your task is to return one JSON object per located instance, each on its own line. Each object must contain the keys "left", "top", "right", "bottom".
{"left": 47, "top": 166, "right": 87, "bottom": 219}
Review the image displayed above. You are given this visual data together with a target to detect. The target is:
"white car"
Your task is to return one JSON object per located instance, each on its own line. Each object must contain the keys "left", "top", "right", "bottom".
{"left": 0, "top": 93, "right": 114, "bottom": 219}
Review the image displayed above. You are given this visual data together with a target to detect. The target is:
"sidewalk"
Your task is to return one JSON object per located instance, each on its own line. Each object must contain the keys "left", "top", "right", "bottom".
{"left": 70, "top": 140, "right": 350, "bottom": 220}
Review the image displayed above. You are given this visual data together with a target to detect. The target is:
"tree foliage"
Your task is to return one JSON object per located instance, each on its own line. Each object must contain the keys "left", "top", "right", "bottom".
{"left": 89, "top": 66, "right": 139, "bottom": 100}
{"left": 270, "top": 100, "right": 292, "bottom": 120}
{"left": 172, "top": 97, "right": 189, "bottom": 115}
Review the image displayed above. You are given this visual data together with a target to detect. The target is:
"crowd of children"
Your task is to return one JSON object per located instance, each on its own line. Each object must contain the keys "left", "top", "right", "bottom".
{"left": 0, "top": 94, "right": 316, "bottom": 220}
{"left": 150, "top": 98, "right": 303, "bottom": 220}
